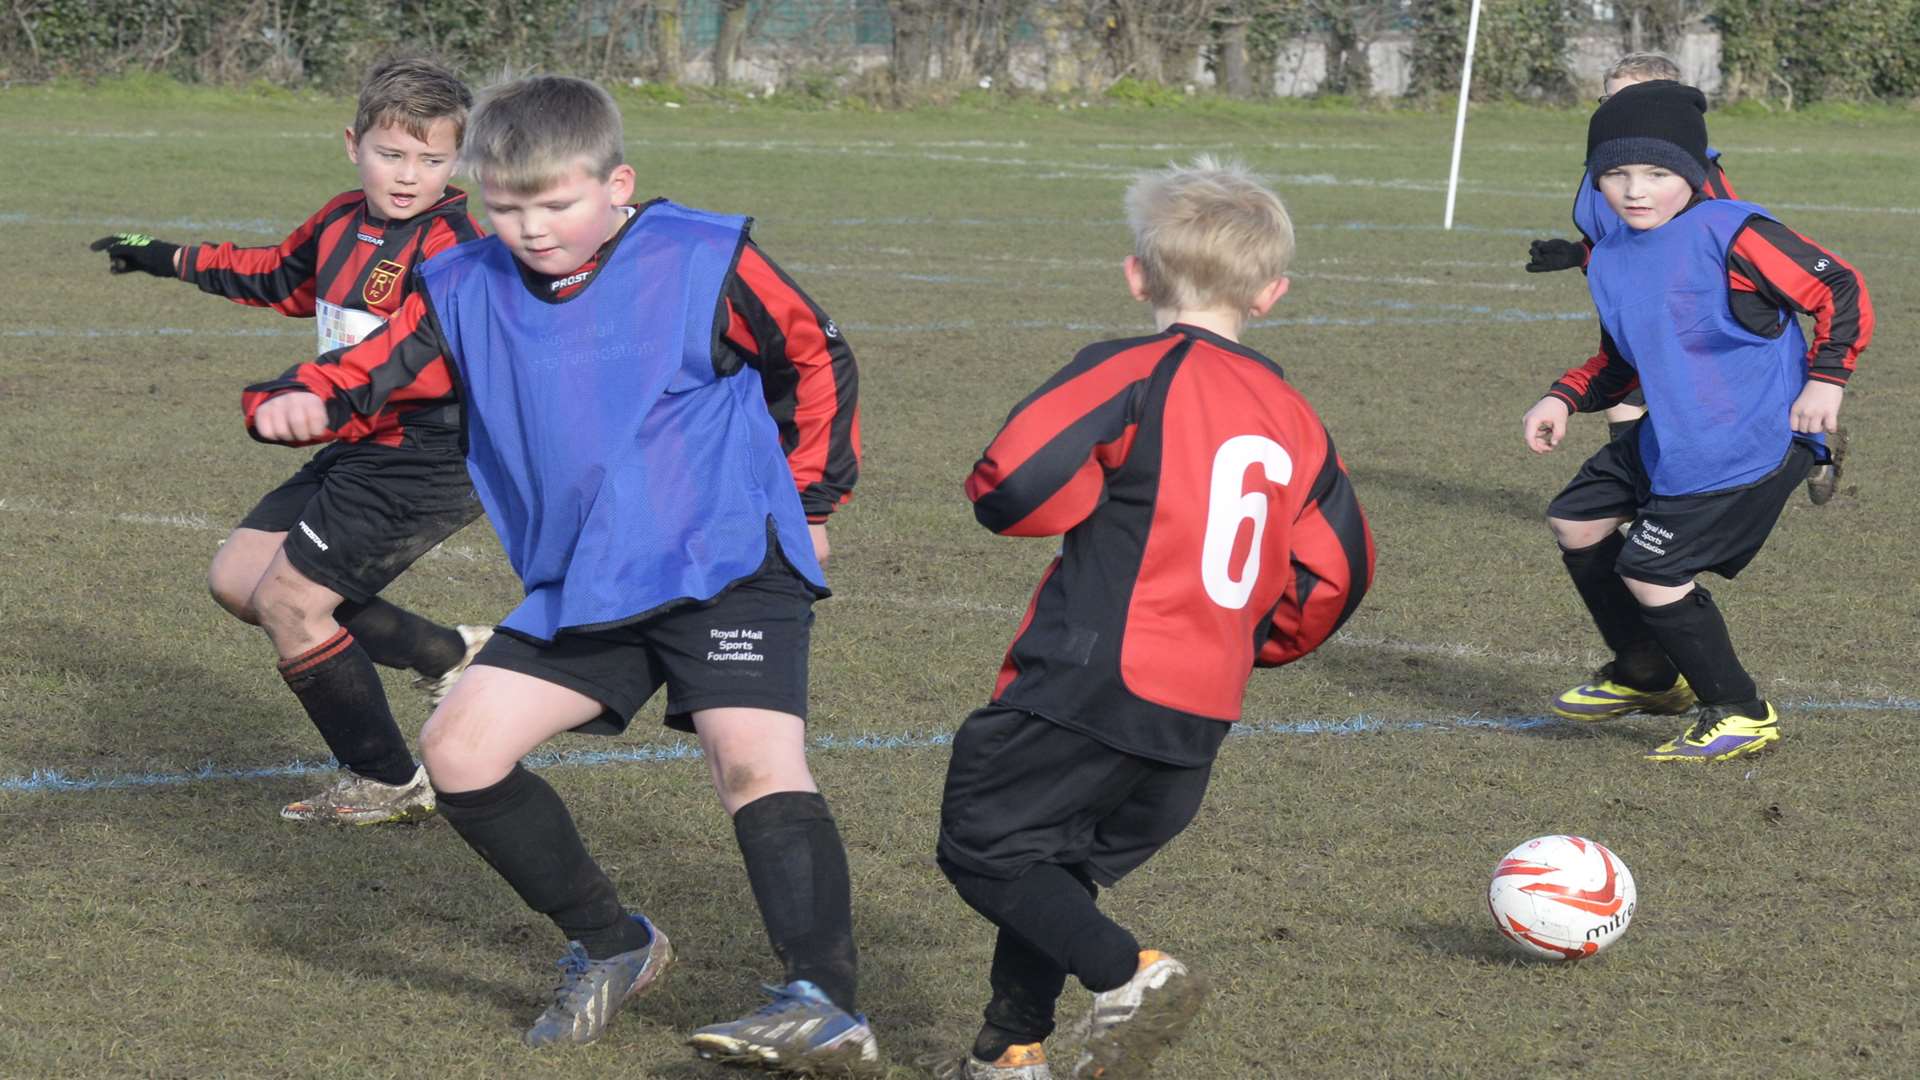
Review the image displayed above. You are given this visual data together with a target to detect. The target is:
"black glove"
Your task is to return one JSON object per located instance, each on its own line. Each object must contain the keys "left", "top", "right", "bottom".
{"left": 90, "top": 233, "right": 182, "bottom": 277}
{"left": 1525, "top": 238, "right": 1586, "bottom": 274}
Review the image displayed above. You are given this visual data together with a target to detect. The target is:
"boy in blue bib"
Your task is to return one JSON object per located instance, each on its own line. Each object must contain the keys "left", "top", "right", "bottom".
{"left": 1524, "top": 54, "right": 1738, "bottom": 443}
{"left": 246, "top": 76, "right": 873, "bottom": 1072}
{"left": 1519, "top": 81, "right": 1874, "bottom": 762}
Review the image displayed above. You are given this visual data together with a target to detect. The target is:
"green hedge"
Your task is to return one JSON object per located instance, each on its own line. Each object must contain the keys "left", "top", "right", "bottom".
{"left": 2, "top": 0, "right": 578, "bottom": 87}
{"left": 1408, "top": 0, "right": 1580, "bottom": 102}
{"left": 1714, "top": 0, "right": 1920, "bottom": 104}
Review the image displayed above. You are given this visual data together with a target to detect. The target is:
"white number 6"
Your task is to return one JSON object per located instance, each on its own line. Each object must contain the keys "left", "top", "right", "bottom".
{"left": 1201, "top": 435, "right": 1293, "bottom": 610}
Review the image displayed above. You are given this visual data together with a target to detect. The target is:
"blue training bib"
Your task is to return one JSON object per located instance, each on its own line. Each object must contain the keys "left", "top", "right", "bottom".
{"left": 420, "top": 202, "right": 825, "bottom": 642}
{"left": 1586, "top": 198, "right": 1819, "bottom": 496}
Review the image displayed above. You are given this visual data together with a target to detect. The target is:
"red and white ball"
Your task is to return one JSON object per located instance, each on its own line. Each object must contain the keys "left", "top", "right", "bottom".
{"left": 1487, "top": 835, "right": 1636, "bottom": 960}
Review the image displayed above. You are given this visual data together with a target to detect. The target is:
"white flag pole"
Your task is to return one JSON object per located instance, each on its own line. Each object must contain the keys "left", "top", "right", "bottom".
{"left": 1443, "top": 0, "right": 1485, "bottom": 230}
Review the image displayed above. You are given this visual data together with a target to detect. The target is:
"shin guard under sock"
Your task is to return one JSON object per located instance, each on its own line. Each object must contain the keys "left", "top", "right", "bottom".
{"left": 733, "top": 791, "right": 859, "bottom": 1012}
{"left": 942, "top": 858, "right": 1139, "bottom": 994}
{"left": 277, "top": 630, "right": 416, "bottom": 785}
{"left": 333, "top": 598, "right": 465, "bottom": 675}
{"left": 1560, "top": 534, "right": 1677, "bottom": 690}
{"left": 436, "top": 765, "right": 645, "bottom": 959}
{"left": 1638, "top": 586, "right": 1761, "bottom": 711}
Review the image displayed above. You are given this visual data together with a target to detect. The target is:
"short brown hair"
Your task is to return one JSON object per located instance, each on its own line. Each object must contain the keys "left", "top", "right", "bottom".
{"left": 353, "top": 56, "right": 473, "bottom": 147}
{"left": 463, "top": 76, "right": 625, "bottom": 196}
{"left": 1603, "top": 52, "right": 1682, "bottom": 85}
{"left": 1124, "top": 155, "right": 1294, "bottom": 312}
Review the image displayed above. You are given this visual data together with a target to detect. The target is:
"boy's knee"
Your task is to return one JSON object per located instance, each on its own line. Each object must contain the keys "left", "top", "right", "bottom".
{"left": 720, "top": 761, "right": 769, "bottom": 800}
{"left": 206, "top": 572, "right": 258, "bottom": 623}
{"left": 1549, "top": 515, "right": 1618, "bottom": 551}
{"left": 419, "top": 706, "right": 482, "bottom": 780}
{"left": 249, "top": 572, "right": 336, "bottom": 633}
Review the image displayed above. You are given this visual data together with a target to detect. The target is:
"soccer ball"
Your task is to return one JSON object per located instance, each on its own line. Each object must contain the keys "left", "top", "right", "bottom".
{"left": 1487, "top": 835, "right": 1636, "bottom": 960}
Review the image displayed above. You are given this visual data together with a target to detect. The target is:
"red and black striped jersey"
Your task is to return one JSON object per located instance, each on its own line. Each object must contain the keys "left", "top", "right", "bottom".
{"left": 181, "top": 188, "right": 481, "bottom": 321}
{"left": 190, "top": 188, "right": 481, "bottom": 448}
{"left": 1551, "top": 210, "right": 1874, "bottom": 412}
{"left": 242, "top": 202, "right": 860, "bottom": 515}
{"left": 968, "top": 325, "right": 1374, "bottom": 766}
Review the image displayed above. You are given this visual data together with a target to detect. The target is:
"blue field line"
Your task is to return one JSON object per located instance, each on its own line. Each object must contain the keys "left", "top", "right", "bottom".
{"left": 3, "top": 697, "right": 1914, "bottom": 797}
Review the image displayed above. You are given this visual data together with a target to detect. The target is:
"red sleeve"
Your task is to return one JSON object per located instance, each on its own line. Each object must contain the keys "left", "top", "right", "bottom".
{"left": 1727, "top": 218, "right": 1873, "bottom": 386}
{"left": 1549, "top": 330, "right": 1639, "bottom": 413}
{"left": 723, "top": 243, "right": 860, "bottom": 522}
{"left": 1705, "top": 159, "right": 1736, "bottom": 200}
{"left": 967, "top": 338, "right": 1166, "bottom": 537}
{"left": 241, "top": 289, "right": 456, "bottom": 445}
{"left": 182, "top": 193, "right": 357, "bottom": 316}
{"left": 1258, "top": 440, "right": 1374, "bottom": 667}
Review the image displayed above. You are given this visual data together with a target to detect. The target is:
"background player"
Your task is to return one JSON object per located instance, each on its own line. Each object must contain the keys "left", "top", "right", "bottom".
{"left": 1521, "top": 81, "right": 1872, "bottom": 761}
{"left": 88, "top": 57, "right": 491, "bottom": 824}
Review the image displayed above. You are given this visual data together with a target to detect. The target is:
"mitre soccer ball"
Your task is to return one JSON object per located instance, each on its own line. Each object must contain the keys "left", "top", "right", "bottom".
{"left": 1487, "top": 835, "right": 1636, "bottom": 960}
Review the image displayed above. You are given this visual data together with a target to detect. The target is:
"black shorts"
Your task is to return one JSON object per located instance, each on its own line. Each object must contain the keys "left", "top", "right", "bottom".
{"left": 238, "top": 441, "right": 482, "bottom": 604}
{"left": 473, "top": 559, "right": 815, "bottom": 735}
{"left": 1548, "top": 436, "right": 1815, "bottom": 587}
{"left": 937, "top": 705, "right": 1214, "bottom": 886}
{"left": 1619, "top": 387, "right": 1646, "bottom": 409}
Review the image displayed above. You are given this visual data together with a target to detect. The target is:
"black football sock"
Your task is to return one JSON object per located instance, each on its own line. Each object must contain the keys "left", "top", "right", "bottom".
{"left": 733, "top": 791, "right": 859, "bottom": 1012}
{"left": 940, "top": 856, "right": 1139, "bottom": 994}
{"left": 973, "top": 925, "right": 1072, "bottom": 1056}
{"left": 436, "top": 765, "right": 647, "bottom": 959}
{"left": 1606, "top": 419, "right": 1639, "bottom": 442}
{"left": 1560, "top": 533, "right": 1677, "bottom": 691}
{"left": 333, "top": 598, "right": 466, "bottom": 676}
{"left": 1638, "top": 586, "right": 1763, "bottom": 712}
{"left": 277, "top": 630, "right": 417, "bottom": 785}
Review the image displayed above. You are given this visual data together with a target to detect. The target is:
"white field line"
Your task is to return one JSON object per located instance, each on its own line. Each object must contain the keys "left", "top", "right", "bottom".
{"left": 1, "top": 494, "right": 1908, "bottom": 700}
{"left": 3, "top": 299, "right": 1597, "bottom": 340}
{"left": 0, "top": 210, "right": 1761, "bottom": 240}
{"left": 845, "top": 310, "right": 1592, "bottom": 334}
{"left": 0, "top": 211, "right": 289, "bottom": 235}
{"left": 773, "top": 257, "right": 1543, "bottom": 294}
{"left": 11, "top": 688, "right": 1920, "bottom": 797}
{"left": 3, "top": 327, "right": 304, "bottom": 338}
{"left": 0, "top": 497, "right": 494, "bottom": 562}
{"left": 6, "top": 312, "right": 1592, "bottom": 339}
{"left": 17, "top": 131, "right": 1875, "bottom": 161}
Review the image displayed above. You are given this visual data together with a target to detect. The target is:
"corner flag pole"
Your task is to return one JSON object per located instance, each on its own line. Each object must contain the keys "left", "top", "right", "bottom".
{"left": 1443, "top": 0, "right": 1484, "bottom": 230}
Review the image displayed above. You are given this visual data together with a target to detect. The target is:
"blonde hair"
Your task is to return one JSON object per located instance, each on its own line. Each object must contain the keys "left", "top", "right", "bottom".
{"left": 353, "top": 56, "right": 472, "bottom": 147}
{"left": 463, "top": 75, "right": 625, "bottom": 196}
{"left": 1124, "top": 155, "right": 1294, "bottom": 312}
{"left": 1603, "top": 52, "right": 1682, "bottom": 85}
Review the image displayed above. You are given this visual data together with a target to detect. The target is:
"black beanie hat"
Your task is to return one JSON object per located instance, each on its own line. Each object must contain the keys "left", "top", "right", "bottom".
{"left": 1586, "top": 80, "right": 1710, "bottom": 190}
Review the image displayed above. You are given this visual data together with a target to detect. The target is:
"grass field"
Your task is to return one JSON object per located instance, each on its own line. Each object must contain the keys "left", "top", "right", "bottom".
{"left": 2, "top": 82, "right": 1917, "bottom": 1078}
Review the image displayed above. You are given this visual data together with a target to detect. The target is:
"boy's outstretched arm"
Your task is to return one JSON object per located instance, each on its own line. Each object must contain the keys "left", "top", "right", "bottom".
{"left": 243, "top": 289, "right": 456, "bottom": 445}
{"left": 122, "top": 196, "right": 343, "bottom": 314}
{"left": 966, "top": 341, "right": 1158, "bottom": 537}
{"left": 725, "top": 243, "right": 861, "bottom": 525}
{"left": 1258, "top": 435, "right": 1374, "bottom": 667}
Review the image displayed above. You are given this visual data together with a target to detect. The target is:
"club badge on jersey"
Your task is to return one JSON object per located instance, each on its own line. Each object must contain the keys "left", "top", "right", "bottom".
{"left": 316, "top": 299, "right": 386, "bottom": 355}
{"left": 362, "top": 259, "right": 405, "bottom": 307}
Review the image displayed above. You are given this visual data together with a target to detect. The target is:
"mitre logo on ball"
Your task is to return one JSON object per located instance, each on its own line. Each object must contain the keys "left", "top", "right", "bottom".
{"left": 1487, "top": 835, "right": 1636, "bottom": 960}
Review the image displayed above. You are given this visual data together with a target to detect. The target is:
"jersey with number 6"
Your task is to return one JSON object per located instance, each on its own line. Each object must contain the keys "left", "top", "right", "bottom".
{"left": 967, "top": 324, "right": 1374, "bottom": 766}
